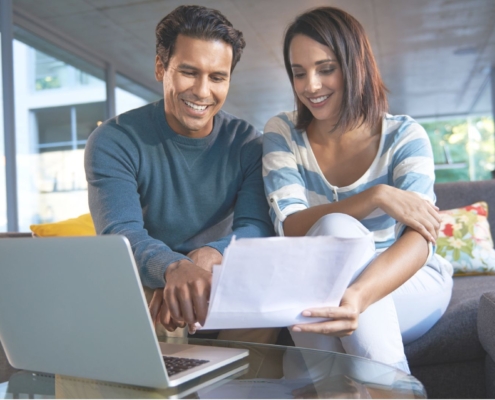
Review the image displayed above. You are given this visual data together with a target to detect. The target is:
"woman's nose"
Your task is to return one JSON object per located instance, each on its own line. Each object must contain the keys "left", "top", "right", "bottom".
{"left": 306, "top": 73, "right": 322, "bottom": 93}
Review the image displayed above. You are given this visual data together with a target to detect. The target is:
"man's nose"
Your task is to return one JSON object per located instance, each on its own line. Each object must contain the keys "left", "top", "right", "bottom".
{"left": 192, "top": 76, "right": 210, "bottom": 100}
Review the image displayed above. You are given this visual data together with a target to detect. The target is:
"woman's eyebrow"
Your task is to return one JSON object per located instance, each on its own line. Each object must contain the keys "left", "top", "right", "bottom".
{"left": 291, "top": 59, "right": 337, "bottom": 68}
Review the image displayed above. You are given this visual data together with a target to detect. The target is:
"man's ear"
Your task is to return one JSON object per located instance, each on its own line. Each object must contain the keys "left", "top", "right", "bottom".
{"left": 155, "top": 55, "right": 164, "bottom": 81}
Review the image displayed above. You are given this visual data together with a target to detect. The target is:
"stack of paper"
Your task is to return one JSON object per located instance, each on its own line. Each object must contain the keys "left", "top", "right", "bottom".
{"left": 200, "top": 234, "right": 375, "bottom": 330}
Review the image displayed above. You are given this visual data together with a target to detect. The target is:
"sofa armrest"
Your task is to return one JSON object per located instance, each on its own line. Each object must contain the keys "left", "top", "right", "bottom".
{"left": 478, "top": 292, "right": 495, "bottom": 360}
{"left": 478, "top": 292, "right": 495, "bottom": 398}
{"left": 0, "top": 233, "right": 33, "bottom": 238}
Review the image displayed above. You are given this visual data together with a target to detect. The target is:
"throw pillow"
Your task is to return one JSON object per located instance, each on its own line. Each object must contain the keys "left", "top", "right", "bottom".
{"left": 436, "top": 201, "right": 495, "bottom": 275}
{"left": 30, "top": 213, "right": 96, "bottom": 237}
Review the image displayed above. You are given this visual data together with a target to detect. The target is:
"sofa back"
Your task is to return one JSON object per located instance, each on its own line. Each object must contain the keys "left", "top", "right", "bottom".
{"left": 435, "top": 180, "right": 495, "bottom": 241}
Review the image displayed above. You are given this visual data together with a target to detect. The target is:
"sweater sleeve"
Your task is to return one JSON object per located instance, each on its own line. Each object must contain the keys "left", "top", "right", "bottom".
{"left": 262, "top": 115, "right": 309, "bottom": 236}
{"left": 84, "top": 122, "right": 190, "bottom": 289}
{"left": 204, "top": 135, "right": 275, "bottom": 253}
{"left": 390, "top": 118, "right": 437, "bottom": 260}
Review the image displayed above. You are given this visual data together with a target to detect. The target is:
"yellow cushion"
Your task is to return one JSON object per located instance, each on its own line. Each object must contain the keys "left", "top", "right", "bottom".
{"left": 30, "top": 213, "right": 96, "bottom": 237}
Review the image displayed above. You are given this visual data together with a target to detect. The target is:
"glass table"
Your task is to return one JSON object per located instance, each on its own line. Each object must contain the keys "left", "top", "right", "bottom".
{"left": 0, "top": 336, "right": 426, "bottom": 399}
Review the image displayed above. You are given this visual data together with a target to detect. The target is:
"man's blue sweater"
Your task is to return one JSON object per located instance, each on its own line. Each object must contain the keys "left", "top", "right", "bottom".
{"left": 85, "top": 100, "right": 274, "bottom": 288}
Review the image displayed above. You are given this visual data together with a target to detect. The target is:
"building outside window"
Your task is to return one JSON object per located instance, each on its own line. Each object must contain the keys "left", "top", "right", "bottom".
{"left": 13, "top": 35, "right": 107, "bottom": 231}
{"left": 10, "top": 28, "right": 160, "bottom": 231}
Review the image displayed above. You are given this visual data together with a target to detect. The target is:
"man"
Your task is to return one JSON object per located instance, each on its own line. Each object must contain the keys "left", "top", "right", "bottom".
{"left": 84, "top": 5, "right": 277, "bottom": 343}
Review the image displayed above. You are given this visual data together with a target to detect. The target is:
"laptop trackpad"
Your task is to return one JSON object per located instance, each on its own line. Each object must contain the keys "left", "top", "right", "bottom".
{"left": 159, "top": 343, "right": 196, "bottom": 355}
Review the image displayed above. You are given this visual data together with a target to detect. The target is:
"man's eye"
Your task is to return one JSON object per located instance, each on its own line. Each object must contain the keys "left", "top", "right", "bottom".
{"left": 211, "top": 76, "right": 226, "bottom": 83}
{"left": 181, "top": 71, "right": 195, "bottom": 76}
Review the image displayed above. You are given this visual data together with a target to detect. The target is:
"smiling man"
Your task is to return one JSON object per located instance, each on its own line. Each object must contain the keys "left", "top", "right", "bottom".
{"left": 84, "top": 5, "right": 277, "bottom": 343}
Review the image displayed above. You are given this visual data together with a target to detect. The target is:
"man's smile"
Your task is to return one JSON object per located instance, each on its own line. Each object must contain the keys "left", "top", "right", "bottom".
{"left": 182, "top": 99, "right": 210, "bottom": 111}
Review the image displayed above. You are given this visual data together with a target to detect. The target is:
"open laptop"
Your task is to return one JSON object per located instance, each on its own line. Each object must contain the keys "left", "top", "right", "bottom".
{"left": 0, "top": 235, "right": 248, "bottom": 389}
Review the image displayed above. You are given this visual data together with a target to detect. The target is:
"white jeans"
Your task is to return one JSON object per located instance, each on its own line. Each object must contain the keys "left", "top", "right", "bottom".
{"left": 290, "top": 213, "right": 453, "bottom": 373}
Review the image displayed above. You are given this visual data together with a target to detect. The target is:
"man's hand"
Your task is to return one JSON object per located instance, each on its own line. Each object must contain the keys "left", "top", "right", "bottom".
{"left": 187, "top": 247, "right": 222, "bottom": 273}
{"left": 164, "top": 259, "right": 212, "bottom": 326}
{"left": 149, "top": 288, "right": 186, "bottom": 332}
{"left": 148, "top": 248, "right": 221, "bottom": 333}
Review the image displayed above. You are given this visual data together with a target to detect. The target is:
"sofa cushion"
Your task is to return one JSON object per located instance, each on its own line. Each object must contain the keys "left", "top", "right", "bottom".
{"left": 436, "top": 201, "right": 495, "bottom": 275}
{"left": 478, "top": 292, "right": 495, "bottom": 360}
{"left": 29, "top": 214, "right": 95, "bottom": 237}
{"left": 435, "top": 180, "right": 495, "bottom": 240}
{"left": 405, "top": 275, "right": 495, "bottom": 366}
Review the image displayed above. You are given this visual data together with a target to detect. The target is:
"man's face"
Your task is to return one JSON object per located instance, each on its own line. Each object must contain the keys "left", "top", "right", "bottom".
{"left": 155, "top": 34, "right": 233, "bottom": 138}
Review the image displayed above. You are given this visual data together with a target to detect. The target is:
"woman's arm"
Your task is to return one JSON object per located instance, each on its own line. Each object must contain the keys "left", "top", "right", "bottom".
{"left": 292, "top": 119, "right": 440, "bottom": 336}
{"left": 292, "top": 227, "right": 428, "bottom": 335}
{"left": 263, "top": 116, "right": 440, "bottom": 242}
{"left": 283, "top": 184, "right": 440, "bottom": 242}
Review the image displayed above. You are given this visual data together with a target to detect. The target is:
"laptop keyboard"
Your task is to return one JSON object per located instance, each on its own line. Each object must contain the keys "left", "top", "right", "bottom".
{"left": 163, "top": 356, "right": 209, "bottom": 376}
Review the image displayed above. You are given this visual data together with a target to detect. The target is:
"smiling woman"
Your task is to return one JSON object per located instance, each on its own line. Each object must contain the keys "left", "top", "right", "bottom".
{"left": 262, "top": 6, "right": 454, "bottom": 374}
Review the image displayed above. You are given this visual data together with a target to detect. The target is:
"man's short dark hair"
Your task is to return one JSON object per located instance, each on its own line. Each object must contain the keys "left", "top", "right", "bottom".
{"left": 156, "top": 5, "right": 246, "bottom": 73}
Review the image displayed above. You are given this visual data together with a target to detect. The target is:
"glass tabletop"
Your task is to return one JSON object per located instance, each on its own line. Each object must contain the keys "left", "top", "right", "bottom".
{"left": 0, "top": 336, "right": 426, "bottom": 399}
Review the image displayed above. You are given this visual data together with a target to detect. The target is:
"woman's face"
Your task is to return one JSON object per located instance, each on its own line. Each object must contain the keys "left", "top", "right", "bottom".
{"left": 289, "top": 34, "right": 344, "bottom": 126}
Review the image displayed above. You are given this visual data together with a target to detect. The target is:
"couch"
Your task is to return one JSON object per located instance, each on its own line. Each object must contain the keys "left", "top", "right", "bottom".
{"left": 1, "top": 181, "right": 495, "bottom": 398}
{"left": 403, "top": 180, "right": 495, "bottom": 399}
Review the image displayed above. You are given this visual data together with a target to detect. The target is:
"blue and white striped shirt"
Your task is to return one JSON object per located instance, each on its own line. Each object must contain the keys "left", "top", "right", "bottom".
{"left": 262, "top": 111, "right": 436, "bottom": 251}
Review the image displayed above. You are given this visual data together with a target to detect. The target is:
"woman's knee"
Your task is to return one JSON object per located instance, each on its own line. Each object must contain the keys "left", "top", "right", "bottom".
{"left": 307, "top": 213, "right": 369, "bottom": 238}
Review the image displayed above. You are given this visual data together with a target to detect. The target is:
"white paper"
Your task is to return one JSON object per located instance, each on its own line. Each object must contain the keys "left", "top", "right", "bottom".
{"left": 200, "top": 234, "right": 375, "bottom": 330}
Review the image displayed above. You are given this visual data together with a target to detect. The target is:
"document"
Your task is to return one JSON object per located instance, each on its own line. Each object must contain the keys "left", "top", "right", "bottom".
{"left": 200, "top": 234, "right": 376, "bottom": 330}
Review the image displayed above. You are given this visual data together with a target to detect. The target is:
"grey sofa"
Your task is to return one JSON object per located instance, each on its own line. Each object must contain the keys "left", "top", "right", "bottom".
{"left": 1, "top": 181, "right": 495, "bottom": 399}
{"left": 405, "top": 180, "right": 495, "bottom": 399}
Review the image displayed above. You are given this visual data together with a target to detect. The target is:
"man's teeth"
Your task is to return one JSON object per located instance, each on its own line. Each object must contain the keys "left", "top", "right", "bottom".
{"left": 184, "top": 100, "right": 208, "bottom": 111}
{"left": 309, "top": 95, "right": 329, "bottom": 104}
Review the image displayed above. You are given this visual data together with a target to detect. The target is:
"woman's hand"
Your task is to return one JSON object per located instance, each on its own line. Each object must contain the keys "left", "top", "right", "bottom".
{"left": 292, "top": 288, "right": 363, "bottom": 337}
{"left": 376, "top": 185, "right": 441, "bottom": 243}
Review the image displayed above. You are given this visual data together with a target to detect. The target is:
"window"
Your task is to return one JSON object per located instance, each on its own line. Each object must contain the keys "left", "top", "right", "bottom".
{"left": 421, "top": 117, "right": 494, "bottom": 183}
{"left": 13, "top": 33, "right": 106, "bottom": 230}
{"left": 116, "top": 73, "right": 160, "bottom": 115}
{"left": 34, "top": 50, "right": 102, "bottom": 91}
{"left": 420, "top": 77, "right": 494, "bottom": 183}
{"left": 0, "top": 34, "right": 7, "bottom": 231}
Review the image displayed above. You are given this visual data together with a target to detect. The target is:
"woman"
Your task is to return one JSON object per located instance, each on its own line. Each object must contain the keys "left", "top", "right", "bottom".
{"left": 263, "top": 7, "right": 453, "bottom": 373}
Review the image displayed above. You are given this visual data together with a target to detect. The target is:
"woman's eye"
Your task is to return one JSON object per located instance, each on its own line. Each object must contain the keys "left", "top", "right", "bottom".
{"left": 320, "top": 68, "right": 335, "bottom": 75}
{"left": 293, "top": 73, "right": 305, "bottom": 79}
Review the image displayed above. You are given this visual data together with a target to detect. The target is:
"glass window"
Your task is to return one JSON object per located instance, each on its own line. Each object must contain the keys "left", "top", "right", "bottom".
{"left": 0, "top": 33, "right": 7, "bottom": 232}
{"left": 34, "top": 50, "right": 102, "bottom": 91}
{"left": 116, "top": 73, "right": 160, "bottom": 115}
{"left": 420, "top": 79, "right": 494, "bottom": 183}
{"left": 13, "top": 29, "right": 106, "bottom": 231}
{"left": 421, "top": 117, "right": 494, "bottom": 183}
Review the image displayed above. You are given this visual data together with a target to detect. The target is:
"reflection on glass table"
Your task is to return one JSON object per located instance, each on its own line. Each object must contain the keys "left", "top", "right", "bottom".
{"left": 0, "top": 336, "right": 426, "bottom": 399}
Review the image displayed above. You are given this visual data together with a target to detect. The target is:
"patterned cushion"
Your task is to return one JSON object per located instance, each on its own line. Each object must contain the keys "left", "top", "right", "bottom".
{"left": 436, "top": 202, "right": 495, "bottom": 275}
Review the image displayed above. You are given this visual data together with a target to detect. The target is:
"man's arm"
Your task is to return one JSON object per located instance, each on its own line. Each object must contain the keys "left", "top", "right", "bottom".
{"left": 84, "top": 122, "right": 191, "bottom": 288}
{"left": 204, "top": 135, "right": 275, "bottom": 253}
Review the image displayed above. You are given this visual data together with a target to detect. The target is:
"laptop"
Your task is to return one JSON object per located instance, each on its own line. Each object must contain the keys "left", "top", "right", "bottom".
{"left": 0, "top": 235, "right": 248, "bottom": 389}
